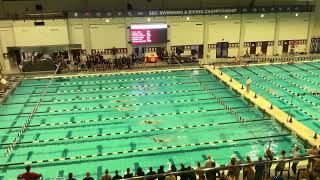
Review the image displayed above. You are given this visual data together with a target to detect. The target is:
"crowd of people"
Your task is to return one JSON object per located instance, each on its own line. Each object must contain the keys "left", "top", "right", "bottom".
{"left": 17, "top": 146, "right": 320, "bottom": 180}
{"left": 68, "top": 54, "right": 145, "bottom": 72}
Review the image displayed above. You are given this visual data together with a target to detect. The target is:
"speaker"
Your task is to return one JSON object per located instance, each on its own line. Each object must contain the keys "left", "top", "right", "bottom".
{"left": 34, "top": 21, "right": 45, "bottom": 26}
{"left": 35, "top": 4, "right": 43, "bottom": 11}
{"left": 127, "top": 3, "right": 133, "bottom": 10}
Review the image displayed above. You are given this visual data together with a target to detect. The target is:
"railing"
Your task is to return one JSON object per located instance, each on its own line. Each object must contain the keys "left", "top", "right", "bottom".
{"left": 122, "top": 155, "right": 320, "bottom": 180}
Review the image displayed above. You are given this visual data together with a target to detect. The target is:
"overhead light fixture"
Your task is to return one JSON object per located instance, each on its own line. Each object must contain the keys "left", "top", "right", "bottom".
{"left": 260, "top": 14, "right": 264, "bottom": 18}
{"left": 186, "top": 17, "right": 190, "bottom": 21}
{"left": 224, "top": 15, "right": 228, "bottom": 19}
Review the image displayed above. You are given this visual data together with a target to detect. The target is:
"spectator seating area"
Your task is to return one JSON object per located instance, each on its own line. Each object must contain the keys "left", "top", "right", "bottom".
{"left": 16, "top": 147, "right": 320, "bottom": 180}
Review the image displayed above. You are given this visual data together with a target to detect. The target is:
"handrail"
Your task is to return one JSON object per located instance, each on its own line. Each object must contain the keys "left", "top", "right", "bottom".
{"left": 121, "top": 155, "right": 320, "bottom": 180}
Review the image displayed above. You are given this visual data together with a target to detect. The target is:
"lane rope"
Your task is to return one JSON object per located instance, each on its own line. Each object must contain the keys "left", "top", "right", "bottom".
{"left": 0, "top": 134, "right": 290, "bottom": 168}
{"left": 0, "top": 106, "right": 252, "bottom": 130}
{"left": 0, "top": 118, "right": 271, "bottom": 146}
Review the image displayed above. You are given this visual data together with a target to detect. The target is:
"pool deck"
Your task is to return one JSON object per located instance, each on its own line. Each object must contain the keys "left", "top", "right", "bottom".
{"left": 205, "top": 65, "right": 320, "bottom": 147}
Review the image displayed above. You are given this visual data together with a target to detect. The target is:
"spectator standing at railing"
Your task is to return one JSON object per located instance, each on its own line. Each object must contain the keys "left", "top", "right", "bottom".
{"left": 67, "top": 173, "right": 76, "bottom": 180}
{"left": 112, "top": 170, "right": 122, "bottom": 180}
{"left": 308, "top": 145, "right": 319, "bottom": 171}
{"left": 83, "top": 172, "right": 94, "bottom": 180}
{"left": 157, "top": 165, "right": 165, "bottom": 180}
{"left": 204, "top": 154, "right": 214, "bottom": 180}
{"left": 243, "top": 156, "right": 253, "bottom": 180}
{"left": 178, "top": 163, "right": 188, "bottom": 180}
{"left": 17, "top": 165, "right": 42, "bottom": 180}
{"left": 196, "top": 162, "right": 205, "bottom": 180}
{"left": 254, "top": 156, "right": 265, "bottom": 180}
{"left": 101, "top": 169, "right": 111, "bottom": 180}
{"left": 146, "top": 167, "right": 156, "bottom": 180}
{"left": 275, "top": 150, "right": 286, "bottom": 176}
{"left": 135, "top": 167, "right": 145, "bottom": 177}
{"left": 165, "top": 165, "right": 177, "bottom": 180}
{"left": 209, "top": 162, "right": 220, "bottom": 180}
{"left": 290, "top": 146, "right": 300, "bottom": 174}
{"left": 123, "top": 168, "right": 133, "bottom": 179}
{"left": 187, "top": 166, "right": 197, "bottom": 180}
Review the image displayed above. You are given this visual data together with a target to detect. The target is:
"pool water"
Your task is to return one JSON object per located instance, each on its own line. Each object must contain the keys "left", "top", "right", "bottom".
{"left": 0, "top": 69, "right": 308, "bottom": 179}
{"left": 220, "top": 61, "right": 320, "bottom": 134}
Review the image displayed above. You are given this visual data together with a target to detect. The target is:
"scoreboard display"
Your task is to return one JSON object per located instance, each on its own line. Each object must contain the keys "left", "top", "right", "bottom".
{"left": 130, "top": 24, "right": 167, "bottom": 45}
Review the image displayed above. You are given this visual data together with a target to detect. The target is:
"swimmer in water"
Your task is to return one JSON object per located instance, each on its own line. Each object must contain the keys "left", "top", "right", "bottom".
{"left": 152, "top": 137, "right": 171, "bottom": 143}
{"left": 267, "top": 88, "right": 277, "bottom": 95}
{"left": 116, "top": 107, "right": 136, "bottom": 111}
{"left": 112, "top": 100, "right": 127, "bottom": 103}
{"left": 143, "top": 120, "right": 161, "bottom": 125}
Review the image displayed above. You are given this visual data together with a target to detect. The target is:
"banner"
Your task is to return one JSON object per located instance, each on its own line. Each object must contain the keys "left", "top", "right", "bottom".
{"left": 68, "top": 5, "right": 314, "bottom": 18}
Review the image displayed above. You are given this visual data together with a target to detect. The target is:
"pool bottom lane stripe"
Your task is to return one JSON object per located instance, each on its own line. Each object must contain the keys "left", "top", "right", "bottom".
{"left": 0, "top": 118, "right": 271, "bottom": 146}
{"left": 0, "top": 133, "right": 290, "bottom": 167}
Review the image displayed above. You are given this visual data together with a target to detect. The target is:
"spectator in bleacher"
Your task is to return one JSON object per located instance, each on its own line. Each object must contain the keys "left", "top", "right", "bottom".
{"left": 67, "top": 172, "right": 76, "bottom": 180}
{"left": 291, "top": 146, "right": 300, "bottom": 174}
{"left": 101, "top": 169, "right": 111, "bottom": 180}
{"left": 157, "top": 165, "right": 166, "bottom": 180}
{"left": 179, "top": 163, "right": 188, "bottom": 180}
{"left": 146, "top": 167, "right": 156, "bottom": 180}
{"left": 83, "top": 171, "right": 94, "bottom": 180}
{"left": 196, "top": 162, "right": 205, "bottom": 180}
{"left": 0, "top": 75, "right": 7, "bottom": 92}
{"left": 123, "top": 168, "right": 133, "bottom": 178}
{"left": 135, "top": 167, "right": 145, "bottom": 177}
{"left": 254, "top": 156, "right": 265, "bottom": 180}
{"left": 112, "top": 170, "right": 122, "bottom": 180}
{"left": 275, "top": 150, "right": 286, "bottom": 176}
{"left": 17, "top": 165, "right": 42, "bottom": 180}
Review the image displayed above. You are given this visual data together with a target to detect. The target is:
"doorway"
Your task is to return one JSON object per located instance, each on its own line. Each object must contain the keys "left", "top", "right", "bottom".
{"left": 261, "top": 42, "right": 268, "bottom": 55}
{"left": 250, "top": 42, "right": 257, "bottom": 55}
{"left": 282, "top": 40, "right": 289, "bottom": 54}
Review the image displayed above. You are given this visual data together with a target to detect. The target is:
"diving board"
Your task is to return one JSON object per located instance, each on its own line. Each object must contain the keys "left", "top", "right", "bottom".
{"left": 205, "top": 65, "right": 320, "bottom": 147}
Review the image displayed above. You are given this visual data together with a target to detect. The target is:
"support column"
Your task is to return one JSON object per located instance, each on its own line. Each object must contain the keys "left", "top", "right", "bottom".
{"left": 306, "top": 12, "right": 315, "bottom": 53}
{"left": 273, "top": 13, "right": 280, "bottom": 55}
{"left": 0, "top": 39, "right": 4, "bottom": 73}
{"left": 238, "top": 13, "right": 246, "bottom": 57}
{"left": 83, "top": 18, "right": 92, "bottom": 53}
{"left": 202, "top": 15, "right": 209, "bottom": 65}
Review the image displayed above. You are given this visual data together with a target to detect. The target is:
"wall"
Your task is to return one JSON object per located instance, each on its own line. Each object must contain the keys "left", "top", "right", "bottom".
{"left": 0, "top": 11, "right": 318, "bottom": 66}
{"left": 13, "top": 20, "right": 69, "bottom": 46}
